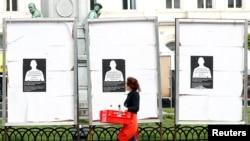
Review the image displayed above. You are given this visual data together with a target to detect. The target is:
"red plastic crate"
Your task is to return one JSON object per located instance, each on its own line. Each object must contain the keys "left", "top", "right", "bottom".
{"left": 100, "top": 110, "right": 132, "bottom": 124}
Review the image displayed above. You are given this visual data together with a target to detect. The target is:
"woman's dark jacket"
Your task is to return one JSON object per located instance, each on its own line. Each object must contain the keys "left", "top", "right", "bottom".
{"left": 124, "top": 90, "right": 140, "bottom": 114}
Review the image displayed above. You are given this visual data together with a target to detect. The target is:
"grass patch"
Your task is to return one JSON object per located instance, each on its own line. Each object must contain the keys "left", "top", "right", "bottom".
{"left": 0, "top": 107, "right": 249, "bottom": 128}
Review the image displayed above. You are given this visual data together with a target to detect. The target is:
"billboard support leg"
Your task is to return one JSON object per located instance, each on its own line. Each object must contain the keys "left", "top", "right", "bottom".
{"left": 88, "top": 125, "right": 93, "bottom": 141}
{"left": 4, "top": 126, "right": 9, "bottom": 141}
{"left": 160, "top": 122, "right": 163, "bottom": 141}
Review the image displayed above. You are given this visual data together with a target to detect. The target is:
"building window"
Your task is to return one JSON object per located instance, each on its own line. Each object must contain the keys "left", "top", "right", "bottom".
{"left": 123, "top": 0, "right": 136, "bottom": 9}
{"left": 166, "top": 42, "right": 175, "bottom": 51}
{"left": 197, "top": 0, "right": 212, "bottom": 8}
{"left": 90, "top": 0, "right": 97, "bottom": 10}
{"left": 6, "top": 0, "right": 18, "bottom": 11}
{"left": 166, "top": 0, "right": 180, "bottom": 9}
{"left": 0, "top": 35, "right": 2, "bottom": 48}
{"left": 228, "top": 0, "right": 242, "bottom": 8}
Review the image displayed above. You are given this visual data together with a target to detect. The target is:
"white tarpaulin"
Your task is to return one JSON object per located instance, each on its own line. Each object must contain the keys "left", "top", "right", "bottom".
{"left": 86, "top": 17, "right": 162, "bottom": 125}
{"left": 175, "top": 18, "right": 248, "bottom": 124}
{"left": 3, "top": 19, "right": 76, "bottom": 126}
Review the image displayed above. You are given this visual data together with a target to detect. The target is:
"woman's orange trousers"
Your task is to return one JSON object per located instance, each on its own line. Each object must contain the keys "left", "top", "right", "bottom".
{"left": 118, "top": 113, "right": 138, "bottom": 141}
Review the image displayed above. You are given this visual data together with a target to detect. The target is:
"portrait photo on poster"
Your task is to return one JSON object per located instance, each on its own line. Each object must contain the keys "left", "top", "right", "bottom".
{"left": 23, "top": 59, "right": 46, "bottom": 92}
{"left": 190, "top": 56, "right": 213, "bottom": 89}
{"left": 102, "top": 59, "right": 125, "bottom": 92}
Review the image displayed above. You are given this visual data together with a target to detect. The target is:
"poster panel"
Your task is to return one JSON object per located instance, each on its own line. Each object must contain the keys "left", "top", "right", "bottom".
{"left": 86, "top": 17, "right": 162, "bottom": 125}
{"left": 102, "top": 59, "right": 126, "bottom": 92}
{"left": 175, "top": 18, "right": 248, "bottom": 124}
{"left": 2, "top": 18, "right": 77, "bottom": 126}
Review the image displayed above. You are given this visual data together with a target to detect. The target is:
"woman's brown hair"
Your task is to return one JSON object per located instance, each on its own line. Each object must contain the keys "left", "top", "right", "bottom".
{"left": 126, "top": 77, "right": 141, "bottom": 92}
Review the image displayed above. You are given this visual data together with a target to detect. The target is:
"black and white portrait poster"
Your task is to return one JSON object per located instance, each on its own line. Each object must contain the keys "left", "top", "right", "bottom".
{"left": 102, "top": 59, "right": 125, "bottom": 92}
{"left": 190, "top": 56, "right": 213, "bottom": 89}
{"left": 23, "top": 59, "right": 46, "bottom": 92}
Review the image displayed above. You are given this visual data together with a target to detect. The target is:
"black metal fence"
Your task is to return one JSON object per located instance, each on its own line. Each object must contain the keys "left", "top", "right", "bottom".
{"left": 0, "top": 125, "right": 208, "bottom": 141}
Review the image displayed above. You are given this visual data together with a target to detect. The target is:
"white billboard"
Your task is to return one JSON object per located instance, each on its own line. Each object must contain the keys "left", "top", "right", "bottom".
{"left": 85, "top": 17, "right": 162, "bottom": 125}
{"left": 175, "top": 18, "right": 248, "bottom": 124}
{"left": 2, "top": 18, "right": 77, "bottom": 126}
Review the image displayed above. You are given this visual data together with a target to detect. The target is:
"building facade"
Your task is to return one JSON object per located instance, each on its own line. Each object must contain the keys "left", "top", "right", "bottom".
{"left": 1, "top": 0, "right": 250, "bottom": 64}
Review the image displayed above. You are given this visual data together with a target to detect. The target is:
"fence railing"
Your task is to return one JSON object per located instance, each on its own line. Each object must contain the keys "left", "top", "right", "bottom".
{"left": 0, "top": 125, "right": 208, "bottom": 141}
